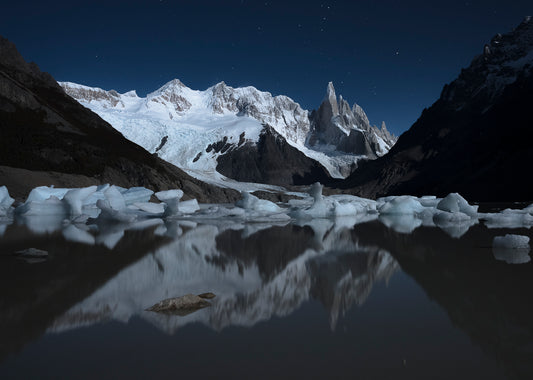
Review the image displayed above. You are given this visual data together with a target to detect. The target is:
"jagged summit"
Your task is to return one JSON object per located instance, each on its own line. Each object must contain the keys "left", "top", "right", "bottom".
{"left": 309, "top": 81, "right": 397, "bottom": 163}
{"left": 441, "top": 15, "right": 533, "bottom": 108}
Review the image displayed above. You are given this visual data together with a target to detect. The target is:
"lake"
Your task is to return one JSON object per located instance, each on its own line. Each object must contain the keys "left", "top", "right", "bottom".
{"left": 0, "top": 215, "right": 532, "bottom": 379}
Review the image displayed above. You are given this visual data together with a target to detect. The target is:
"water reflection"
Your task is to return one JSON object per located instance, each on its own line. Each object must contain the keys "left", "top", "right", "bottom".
{"left": 1, "top": 216, "right": 532, "bottom": 379}
{"left": 47, "top": 219, "right": 398, "bottom": 334}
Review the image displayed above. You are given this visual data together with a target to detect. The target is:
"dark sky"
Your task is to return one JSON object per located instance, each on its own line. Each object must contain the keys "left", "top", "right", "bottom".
{"left": 2, "top": 1, "right": 531, "bottom": 135}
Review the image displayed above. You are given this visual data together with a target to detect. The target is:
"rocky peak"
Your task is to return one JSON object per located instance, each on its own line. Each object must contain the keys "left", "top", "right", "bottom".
{"left": 352, "top": 103, "right": 371, "bottom": 130}
{"left": 148, "top": 78, "right": 192, "bottom": 113}
{"left": 323, "top": 81, "right": 339, "bottom": 117}
{"left": 441, "top": 16, "right": 533, "bottom": 109}
{"left": 0, "top": 36, "right": 57, "bottom": 89}
{"left": 209, "top": 81, "right": 239, "bottom": 114}
{"left": 60, "top": 82, "right": 124, "bottom": 108}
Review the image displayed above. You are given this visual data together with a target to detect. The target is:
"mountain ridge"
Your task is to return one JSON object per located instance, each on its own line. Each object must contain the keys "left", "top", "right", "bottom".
{"left": 336, "top": 17, "right": 533, "bottom": 201}
{"left": 60, "top": 78, "right": 397, "bottom": 186}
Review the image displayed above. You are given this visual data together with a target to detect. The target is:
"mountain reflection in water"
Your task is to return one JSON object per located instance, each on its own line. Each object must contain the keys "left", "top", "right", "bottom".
{"left": 0, "top": 215, "right": 532, "bottom": 379}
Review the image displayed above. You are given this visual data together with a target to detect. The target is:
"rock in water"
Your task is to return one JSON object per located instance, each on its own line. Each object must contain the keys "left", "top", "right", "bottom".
{"left": 197, "top": 292, "right": 216, "bottom": 299}
{"left": 15, "top": 248, "right": 49, "bottom": 258}
{"left": 146, "top": 294, "right": 211, "bottom": 315}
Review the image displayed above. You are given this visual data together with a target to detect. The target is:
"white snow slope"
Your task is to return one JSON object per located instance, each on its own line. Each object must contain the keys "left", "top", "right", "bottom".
{"left": 60, "top": 80, "right": 392, "bottom": 186}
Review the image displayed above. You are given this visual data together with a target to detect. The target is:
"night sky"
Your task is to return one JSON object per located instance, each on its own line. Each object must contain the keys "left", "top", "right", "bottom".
{"left": 2, "top": 0, "right": 531, "bottom": 135}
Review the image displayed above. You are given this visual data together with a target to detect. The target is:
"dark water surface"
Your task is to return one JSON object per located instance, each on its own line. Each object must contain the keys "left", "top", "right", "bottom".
{"left": 0, "top": 216, "right": 532, "bottom": 379}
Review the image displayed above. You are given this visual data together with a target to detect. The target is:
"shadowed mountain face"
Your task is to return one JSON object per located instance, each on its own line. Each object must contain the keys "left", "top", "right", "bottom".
{"left": 338, "top": 18, "right": 533, "bottom": 202}
{"left": 215, "top": 125, "right": 332, "bottom": 186}
{"left": 0, "top": 36, "right": 238, "bottom": 202}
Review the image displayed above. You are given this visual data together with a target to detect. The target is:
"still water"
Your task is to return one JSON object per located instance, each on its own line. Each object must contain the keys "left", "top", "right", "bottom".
{"left": 0, "top": 216, "right": 532, "bottom": 379}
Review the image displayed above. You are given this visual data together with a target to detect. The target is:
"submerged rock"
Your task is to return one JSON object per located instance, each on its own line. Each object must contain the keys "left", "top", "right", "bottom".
{"left": 197, "top": 292, "right": 216, "bottom": 299}
{"left": 15, "top": 247, "right": 49, "bottom": 258}
{"left": 146, "top": 294, "right": 213, "bottom": 315}
{"left": 14, "top": 248, "right": 49, "bottom": 264}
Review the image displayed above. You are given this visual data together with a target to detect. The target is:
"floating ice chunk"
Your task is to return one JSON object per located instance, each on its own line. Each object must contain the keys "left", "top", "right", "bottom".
{"left": 132, "top": 202, "right": 165, "bottom": 214}
{"left": 195, "top": 205, "right": 246, "bottom": 219}
{"left": 95, "top": 199, "right": 137, "bottom": 223}
{"left": 290, "top": 183, "right": 331, "bottom": 219}
{"left": 84, "top": 184, "right": 110, "bottom": 205}
{"left": 378, "top": 196, "right": 425, "bottom": 215}
{"left": 63, "top": 186, "right": 97, "bottom": 218}
{"left": 493, "top": 234, "right": 530, "bottom": 249}
{"left": 104, "top": 186, "right": 126, "bottom": 211}
{"left": 329, "top": 194, "right": 377, "bottom": 214}
{"left": 437, "top": 193, "right": 478, "bottom": 217}
{"left": 178, "top": 199, "right": 200, "bottom": 214}
{"left": 120, "top": 187, "right": 154, "bottom": 205}
{"left": 0, "top": 186, "right": 14, "bottom": 216}
{"left": 235, "top": 192, "right": 283, "bottom": 213}
{"left": 309, "top": 182, "right": 324, "bottom": 203}
{"left": 62, "top": 224, "right": 96, "bottom": 245}
{"left": 332, "top": 200, "right": 361, "bottom": 217}
{"left": 155, "top": 189, "right": 184, "bottom": 201}
{"left": 482, "top": 209, "right": 533, "bottom": 229}
{"left": 419, "top": 195, "right": 440, "bottom": 207}
{"left": 26, "top": 186, "right": 69, "bottom": 203}
{"left": 155, "top": 189, "right": 183, "bottom": 217}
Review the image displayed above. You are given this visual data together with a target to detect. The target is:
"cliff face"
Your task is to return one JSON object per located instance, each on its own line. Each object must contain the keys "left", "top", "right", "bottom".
{"left": 215, "top": 125, "right": 332, "bottom": 186}
{"left": 0, "top": 36, "right": 238, "bottom": 202}
{"left": 338, "top": 18, "right": 533, "bottom": 201}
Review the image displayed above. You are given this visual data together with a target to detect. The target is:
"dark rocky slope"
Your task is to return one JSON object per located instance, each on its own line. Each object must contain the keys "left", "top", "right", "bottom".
{"left": 0, "top": 36, "right": 238, "bottom": 202}
{"left": 337, "top": 18, "right": 533, "bottom": 201}
{"left": 215, "top": 125, "right": 332, "bottom": 186}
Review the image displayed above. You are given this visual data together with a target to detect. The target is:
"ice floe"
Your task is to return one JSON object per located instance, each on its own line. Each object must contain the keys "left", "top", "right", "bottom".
{"left": 1, "top": 182, "right": 532, "bottom": 241}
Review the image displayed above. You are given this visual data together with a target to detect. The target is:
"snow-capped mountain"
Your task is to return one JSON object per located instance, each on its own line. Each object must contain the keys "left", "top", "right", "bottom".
{"left": 339, "top": 16, "right": 533, "bottom": 201}
{"left": 60, "top": 80, "right": 396, "bottom": 187}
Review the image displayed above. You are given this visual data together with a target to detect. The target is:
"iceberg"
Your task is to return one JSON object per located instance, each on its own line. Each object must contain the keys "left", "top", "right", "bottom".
{"left": 0, "top": 186, "right": 14, "bottom": 216}
{"left": 63, "top": 186, "right": 97, "bottom": 218}
{"left": 378, "top": 196, "right": 425, "bottom": 215}
{"left": 155, "top": 189, "right": 184, "bottom": 217}
{"left": 436, "top": 193, "right": 478, "bottom": 217}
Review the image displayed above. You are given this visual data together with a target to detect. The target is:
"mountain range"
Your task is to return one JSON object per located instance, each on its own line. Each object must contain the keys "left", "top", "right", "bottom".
{"left": 60, "top": 79, "right": 396, "bottom": 188}
{"left": 1, "top": 17, "right": 532, "bottom": 202}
